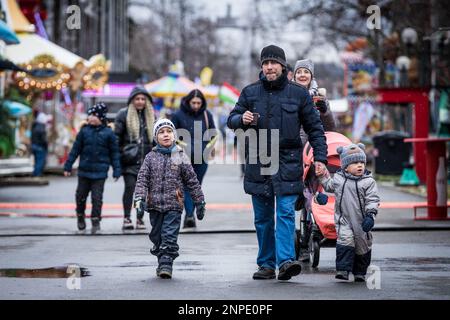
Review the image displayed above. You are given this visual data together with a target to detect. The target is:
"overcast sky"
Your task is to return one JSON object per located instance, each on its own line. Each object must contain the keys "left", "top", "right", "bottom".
{"left": 128, "top": 0, "right": 341, "bottom": 64}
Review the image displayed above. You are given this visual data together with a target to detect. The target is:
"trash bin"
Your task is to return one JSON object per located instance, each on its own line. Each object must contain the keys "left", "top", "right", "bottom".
{"left": 372, "top": 131, "right": 412, "bottom": 175}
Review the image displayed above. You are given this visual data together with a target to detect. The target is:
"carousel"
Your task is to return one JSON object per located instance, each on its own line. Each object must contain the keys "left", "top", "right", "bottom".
{"left": 1, "top": 0, "right": 110, "bottom": 170}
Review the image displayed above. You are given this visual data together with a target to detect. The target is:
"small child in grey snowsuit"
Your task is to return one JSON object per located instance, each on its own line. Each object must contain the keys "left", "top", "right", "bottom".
{"left": 133, "top": 119, "right": 205, "bottom": 279}
{"left": 316, "top": 143, "right": 380, "bottom": 282}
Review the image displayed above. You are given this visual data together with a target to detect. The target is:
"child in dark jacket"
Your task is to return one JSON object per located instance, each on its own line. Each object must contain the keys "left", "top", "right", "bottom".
{"left": 134, "top": 118, "right": 206, "bottom": 279}
{"left": 64, "top": 103, "right": 121, "bottom": 233}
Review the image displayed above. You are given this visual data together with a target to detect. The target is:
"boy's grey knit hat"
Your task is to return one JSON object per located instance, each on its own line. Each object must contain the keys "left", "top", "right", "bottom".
{"left": 294, "top": 59, "right": 314, "bottom": 76}
{"left": 153, "top": 118, "right": 176, "bottom": 142}
{"left": 337, "top": 143, "right": 367, "bottom": 169}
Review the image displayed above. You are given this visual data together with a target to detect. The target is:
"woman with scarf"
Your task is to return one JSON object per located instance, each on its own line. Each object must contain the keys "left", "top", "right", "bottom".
{"left": 115, "top": 87, "right": 155, "bottom": 230}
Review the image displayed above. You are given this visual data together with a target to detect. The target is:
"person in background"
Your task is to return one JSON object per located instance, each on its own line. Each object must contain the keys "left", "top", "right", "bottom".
{"left": 64, "top": 103, "right": 121, "bottom": 234}
{"left": 115, "top": 87, "right": 155, "bottom": 230}
{"left": 31, "top": 111, "right": 48, "bottom": 177}
{"left": 293, "top": 59, "right": 338, "bottom": 261}
{"left": 171, "top": 89, "right": 217, "bottom": 229}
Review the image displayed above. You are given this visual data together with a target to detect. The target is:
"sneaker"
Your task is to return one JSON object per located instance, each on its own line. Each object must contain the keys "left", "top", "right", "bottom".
{"left": 183, "top": 216, "right": 196, "bottom": 228}
{"left": 278, "top": 261, "right": 302, "bottom": 281}
{"left": 122, "top": 217, "right": 134, "bottom": 230}
{"left": 354, "top": 274, "right": 366, "bottom": 282}
{"left": 158, "top": 265, "right": 172, "bottom": 279}
{"left": 77, "top": 215, "right": 86, "bottom": 231}
{"left": 335, "top": 271, "right": 349, "bottom": 280}
{"left": 136, "top": 218, "right": 146, "bottom": 230}
{"left": 298, "top": 250, "right": 310, "bottom": 262}
{"left": 253, "top": 267, "right": 276, "bottom": 280}
{"left": 91, "top": 218, "right": 101, "bottom": 234}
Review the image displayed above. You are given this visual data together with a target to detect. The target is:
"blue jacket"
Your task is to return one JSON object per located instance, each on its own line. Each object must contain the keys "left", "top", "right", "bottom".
{"left": 64, "top": 123, "right": 121, "bottom": 180}
{"left": 227, "top": 70, "right": 327, "bottom": 197}
{"left": 171, "top": 99, "right": 216, "bottom": 164}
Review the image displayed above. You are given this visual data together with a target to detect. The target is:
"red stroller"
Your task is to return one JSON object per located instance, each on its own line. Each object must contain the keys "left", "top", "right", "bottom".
{"left": 295, "top": 132, "right": 352, "bottom": 267}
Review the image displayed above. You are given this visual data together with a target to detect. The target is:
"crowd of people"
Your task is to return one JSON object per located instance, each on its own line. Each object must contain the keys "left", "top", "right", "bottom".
{"left": 32, "top": 44, "right": 380, "bottom": 282}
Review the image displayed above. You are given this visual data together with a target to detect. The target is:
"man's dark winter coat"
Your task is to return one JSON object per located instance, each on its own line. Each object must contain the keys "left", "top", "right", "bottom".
{"left": 227, "top": 70, "right": 327, "bottom": 197}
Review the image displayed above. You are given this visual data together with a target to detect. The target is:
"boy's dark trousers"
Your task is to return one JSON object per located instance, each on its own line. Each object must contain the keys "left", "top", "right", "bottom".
{"left": 149, "top": 210, "right": 182, "bottom": 267}
{"left": 75, "top": 176, "right": 106, "bottom": 220}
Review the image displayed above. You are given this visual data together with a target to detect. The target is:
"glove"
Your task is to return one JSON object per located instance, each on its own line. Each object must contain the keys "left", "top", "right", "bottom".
{"left": 314, "top": 192, "right": 328, "bottom": 205}
{"left": 195, "top": 201, "right": 206, "bottom": 220}
{"left": 314, "top": 98, "right": 328, "bottom": 113}
{"left": 134, "top": 197, "right": 146, "bottom": 215}
{"left": 362, "top": 211, "right": 376, "bottom": 232}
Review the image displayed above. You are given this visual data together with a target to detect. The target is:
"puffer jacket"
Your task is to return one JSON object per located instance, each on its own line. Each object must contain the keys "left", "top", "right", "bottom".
{"left": 134, "top": 146, "right": 204, "bottom": 213}
{"left": 171, "top": 98, "right": 216, "bottom": 164}
{"left": 64, "top": 123, "right": 121, "bottom": 180}
{"left": 227, "top": 70, "right": 328, "bottom": 197}
{"left": 31, "top": 122, "right": 48, "bottom": 149}
{"left": 319, "top": 169, "right": 380, "bottom": 255}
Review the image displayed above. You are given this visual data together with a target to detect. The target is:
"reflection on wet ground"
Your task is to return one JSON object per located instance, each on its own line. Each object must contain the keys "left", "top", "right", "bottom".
{"left": 0, "top": 265, "right": 90, "bottom": 278}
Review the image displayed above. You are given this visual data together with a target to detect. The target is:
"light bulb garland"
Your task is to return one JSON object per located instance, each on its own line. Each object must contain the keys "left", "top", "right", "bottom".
{"left": 13, "top": 54, "right": 111, "bottom": 93}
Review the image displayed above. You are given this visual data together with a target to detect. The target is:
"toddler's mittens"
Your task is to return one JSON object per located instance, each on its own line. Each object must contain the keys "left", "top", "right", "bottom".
{"left": 362, "top": 210, "right": 377, "bottom": 232}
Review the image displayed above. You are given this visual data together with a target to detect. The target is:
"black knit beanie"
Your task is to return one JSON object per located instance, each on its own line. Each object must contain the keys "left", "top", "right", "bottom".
{"left": 260, "top": 45, "right": 287, "bottom": 68}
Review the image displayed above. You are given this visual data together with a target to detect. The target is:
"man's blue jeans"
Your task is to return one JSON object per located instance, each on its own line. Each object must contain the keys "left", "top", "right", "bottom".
{"left": 32, "top": 144, "right": 47, "bottom": 177}
{"left": 184, "top": 163, "right": 208, "bottom": 217}
{"left": 251, "top": 194, "right": 297, "bottom": 269}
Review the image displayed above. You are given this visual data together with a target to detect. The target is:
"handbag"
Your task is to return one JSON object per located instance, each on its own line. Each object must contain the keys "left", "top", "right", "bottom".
{"left": 121, "top": 137, "right": 140, "bottom": 165}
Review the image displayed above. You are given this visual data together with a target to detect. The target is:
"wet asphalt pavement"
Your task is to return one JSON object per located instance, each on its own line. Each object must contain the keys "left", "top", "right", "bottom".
{"left": 1, "top": 164, "right": 450, "bottom": 299}
{"left": 0, "top": 231, "right": 450, "bottom": 300}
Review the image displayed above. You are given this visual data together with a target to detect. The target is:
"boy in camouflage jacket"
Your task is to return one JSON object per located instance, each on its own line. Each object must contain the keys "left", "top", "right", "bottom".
{"left": 134, "top": 119, "right": 205, "bottom": 279}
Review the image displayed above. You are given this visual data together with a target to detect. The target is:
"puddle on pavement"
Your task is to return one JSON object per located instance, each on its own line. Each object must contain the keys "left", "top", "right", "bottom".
{"left": 373, "top": 257, "right": 450, "bottom": 272}
{"left": 0, "top": 266, "right": 90, "bottom": 278}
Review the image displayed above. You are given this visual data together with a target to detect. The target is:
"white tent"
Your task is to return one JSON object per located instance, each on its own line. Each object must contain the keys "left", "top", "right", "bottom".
{"left": 5, "top": 33, "right": 86, "bottom": 68}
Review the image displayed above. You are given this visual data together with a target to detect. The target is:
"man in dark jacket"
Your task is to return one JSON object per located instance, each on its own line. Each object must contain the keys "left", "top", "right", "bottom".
{"left": 227, "top": 45, "right": 328, "bottom": 281}
{"left": 64, "top": 103, "right": 121, "bottom": 233}
{"left": 31, "top": 112, "right": 48, "bottom": 176}
{"left": 114, "top": 87, "right": 155, "bottom": 230}
{"left": 171, "top": 89, "right": 217, "bottom": 228}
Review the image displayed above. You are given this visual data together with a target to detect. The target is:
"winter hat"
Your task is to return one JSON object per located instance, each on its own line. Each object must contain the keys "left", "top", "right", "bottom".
{"left": 337, "top": 143, "right": 367, "bottom": 169}
{"left": 87, "top": 103, "right": 108, "bottom": 122}
{"left": 153, "top": 118, "right": 177, "bottom": 142}
{"left": 260, "top": 45, "right": 287, "bottom": 68}
{"left": 35, "top": 112, "right": 48, "bottom": 124}
{"left": 294, "top": 59, "right": 314, "bottom": 77}
{"left": 127, "top": 86, "right": 153, "bottom": 105}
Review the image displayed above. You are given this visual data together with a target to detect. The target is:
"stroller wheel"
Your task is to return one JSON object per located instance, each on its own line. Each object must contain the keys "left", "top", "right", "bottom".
{"left": 309, "top": 239, "right": 320, "bottom": 268}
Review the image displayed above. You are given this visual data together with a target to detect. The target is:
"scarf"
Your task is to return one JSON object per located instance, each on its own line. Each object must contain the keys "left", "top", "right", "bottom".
{"left": 155, "top": 142, "right": 176, "bottom": 155}
{"left": 126, "top": 100, "right": 154, "bottom": 142}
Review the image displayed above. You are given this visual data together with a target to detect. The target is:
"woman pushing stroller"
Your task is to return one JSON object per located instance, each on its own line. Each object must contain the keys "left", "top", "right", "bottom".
{"left": 292, "top": 59, "right": 337, "bottom": 261}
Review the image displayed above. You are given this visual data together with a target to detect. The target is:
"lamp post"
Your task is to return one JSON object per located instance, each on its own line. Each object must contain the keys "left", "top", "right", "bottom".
{"left": 396, "top": 55, "right": 411, "bottom": 87}
{"left": 396, "top": 28, "right": 418, "bottom": 88}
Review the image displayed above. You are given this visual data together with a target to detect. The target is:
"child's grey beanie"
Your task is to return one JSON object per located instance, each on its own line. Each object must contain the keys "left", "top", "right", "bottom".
{"left": 337, "top": 143, "right": 367, "bottom": 169}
